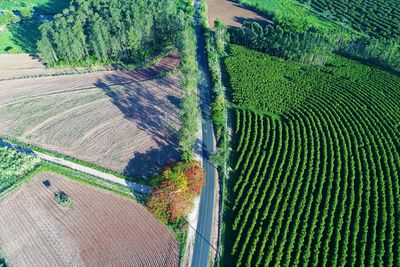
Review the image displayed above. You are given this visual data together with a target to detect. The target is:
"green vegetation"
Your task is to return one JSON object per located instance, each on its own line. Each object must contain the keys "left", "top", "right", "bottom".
{"left": 235, "top": 0, "right": 342, "bottom": 33}
{"left": 54, "top": 190, "right": 72, "bottom": 207}
{"left": 177, "top": 16, "right": 200, "bottom": 161}
{"left": 297, "top": 0, "right": 400, "bottom": 39}
{"left": 223, "top": 45, "right": 400, "bottom": 266}
{"left": 0, "top": 248, "right": 6, "bottom": 267}
{"left": 230, "top": 22, "right": 334, "bottom": 65}
{"left": 147, "top": 161, "right": 205, "bottom": 250}
{"left": 0, "top": 136, "right": 148, "bottom": 185}
{"left": 237, "top": 0, "right": 400, "bottom": 41}
{"left": 232, "top": 1, "right": 400, "bottom": 71}
{"left": 38, "top": 0, "right": 183, "bottom": 66}
{"left": 0, "top": 146, "right": 40, "bottom": 194}
{"left": 0, "top": 0, "right": 70, "bottom": 53}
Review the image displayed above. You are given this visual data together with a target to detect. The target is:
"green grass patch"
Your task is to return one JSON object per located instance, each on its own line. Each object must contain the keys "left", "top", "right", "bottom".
{"left": 0, "top": 0, "right": 70, "bottom": 53}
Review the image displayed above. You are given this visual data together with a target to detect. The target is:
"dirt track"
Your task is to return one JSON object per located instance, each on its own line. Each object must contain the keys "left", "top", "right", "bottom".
{"left": 207, "top": 0, "right": 272, "bottom": 28}
{"left": 0, "top": 53, "right": 182, "bottom": 177}
{"left": 0, "top": 172, "right": 179, "bottom": 267}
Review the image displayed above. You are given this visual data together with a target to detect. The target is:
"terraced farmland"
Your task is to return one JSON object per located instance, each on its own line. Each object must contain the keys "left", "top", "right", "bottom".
{"left": 223, "top": 45, "right": 400, "bottom": 266}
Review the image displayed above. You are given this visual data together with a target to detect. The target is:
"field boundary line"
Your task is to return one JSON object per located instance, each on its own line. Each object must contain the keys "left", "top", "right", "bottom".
{"left": 0, "top": 140, "right": 151, "bottom": 194}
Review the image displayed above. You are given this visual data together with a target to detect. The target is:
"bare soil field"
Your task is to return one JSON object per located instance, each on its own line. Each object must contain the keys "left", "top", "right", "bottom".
{"left": 0, "top": 172, "right": 179, "bottom": 267}
{"left": 207, "top": 0, "right": 272, "bottom": 28}
{"left": 0, "top": 54, "right": 98, "bottom": 81}
{"left": 0, "top": 53, "right": 181, "bottom": 177}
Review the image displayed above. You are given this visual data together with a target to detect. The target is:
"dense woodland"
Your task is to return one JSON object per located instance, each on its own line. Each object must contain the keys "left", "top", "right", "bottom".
{"left": 230, "top": 21, "right": 400, "bottom": 70}
{"left": 38, "top": 0, "right": 186, "bottom": 65}
{"left": 230, "top": 22, "right": 334, "bottom": 65}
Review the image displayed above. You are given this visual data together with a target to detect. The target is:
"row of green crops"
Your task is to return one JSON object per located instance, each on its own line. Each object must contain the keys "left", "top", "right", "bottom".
{"left": 222, "top": 45, "right": 400, "bottom": 266}
{"left": 297, "top": 0, "right": 400, "bottom": 39}
{"left": 0, "top": 146, "right": 40, "bottom": 193}
{"left": 238, "top": 0, "right": 400, "bottom": 40}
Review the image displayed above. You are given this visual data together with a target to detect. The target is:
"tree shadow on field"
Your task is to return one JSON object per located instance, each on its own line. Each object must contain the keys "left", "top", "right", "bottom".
{"left": 232, "top": 16, "right": 272, "bottom": 28}
{"left": 124, "top": 144, "right": 180, "bottom": 178}
{"left": 7, "top": 0, "right": 71, "bottom": 53}
{"left": 94, "top": 74, "right": 182, "bottom": 178}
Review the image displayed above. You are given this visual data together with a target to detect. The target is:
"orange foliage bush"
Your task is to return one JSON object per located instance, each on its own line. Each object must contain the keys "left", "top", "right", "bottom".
{"left": 185, "top": 162, "right": 205, "bottom": 195}
{"left": 147, "top": 161, "right": 205, "bottom": 223}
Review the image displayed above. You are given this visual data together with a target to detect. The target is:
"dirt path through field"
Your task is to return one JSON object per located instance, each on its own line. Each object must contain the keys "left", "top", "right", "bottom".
{"left": 0, "top": 139, "right": 150, "bottom": 193}
{"left": 37, "top": 151, "right": 151, "bottom": 193}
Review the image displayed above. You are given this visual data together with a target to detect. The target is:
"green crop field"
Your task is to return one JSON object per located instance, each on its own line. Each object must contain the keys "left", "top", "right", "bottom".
{"left": 236, "top": 0, "right": 340, "bottom": 33}
{"left": 223, "top": 45, "right": 400, "bottom": 266}
{"left": 237, "top": 0, "right": 400, "bottom": 40}
{"left": 0, "top": 0, "right": 70, "bottom": 53}
{"left": 297, "top": 0, "right": 400, "bottom": 39}
{"left": 0, "top": 146, "right": 40, "bottom": 194}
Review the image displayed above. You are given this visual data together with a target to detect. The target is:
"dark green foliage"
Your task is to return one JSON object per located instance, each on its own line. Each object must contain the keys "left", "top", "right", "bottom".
{"left": 230, "top": 22, "right": 334, "bottom": 65}
{"left": 297, "top": 0, "right": 400, "bottom": 40}
{"left": 54, "top": 191, "right": 71, "bottom": 207}
{"left": 341, "top": 37, "right": 400, "bottom": 71}
{"left": 225, "top": 45, "right": 322, "bottom": 115}
{"left": 0, "top": 147, "right": 40, "bottom": 194}
{"left": 177, "top": 20, "right": 200, "bottom": 161}
{"left": 223, "top": 45, "right": 400, "bottom": 266}
{"left": 38, "top": 0, "right": 184, "bottom": 66}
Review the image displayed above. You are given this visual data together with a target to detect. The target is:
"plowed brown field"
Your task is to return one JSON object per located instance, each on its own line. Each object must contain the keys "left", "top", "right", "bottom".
{"left": 0, "top": 53, "right": 181, "bottom": 177}
{"left": 207, "top": 0, "right": 272, "bottom": 28}
{"left": 0, "top": 172, "right": 179, "bottom": 267}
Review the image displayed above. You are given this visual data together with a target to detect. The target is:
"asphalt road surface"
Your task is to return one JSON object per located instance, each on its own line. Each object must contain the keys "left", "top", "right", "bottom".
{"left": 191, "top": 1, "right": 218, "bottom": 266}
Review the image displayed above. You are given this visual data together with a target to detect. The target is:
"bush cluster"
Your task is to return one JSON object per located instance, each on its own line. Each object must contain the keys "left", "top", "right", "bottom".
{"left": 147, "top": 162, "right": 205, "bottom": 223}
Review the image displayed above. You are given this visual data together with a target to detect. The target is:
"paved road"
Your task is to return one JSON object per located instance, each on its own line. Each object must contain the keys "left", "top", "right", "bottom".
{"left": 0, "top": 139, "right": 151, "bottom": 194}
{"left": 191, "top": 1, "right": 218, "bottom": 266}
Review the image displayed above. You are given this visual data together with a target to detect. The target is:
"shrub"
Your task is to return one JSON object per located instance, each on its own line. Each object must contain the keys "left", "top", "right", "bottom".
{"left": 147, "top": 161, "right": 205, "bottom": 223}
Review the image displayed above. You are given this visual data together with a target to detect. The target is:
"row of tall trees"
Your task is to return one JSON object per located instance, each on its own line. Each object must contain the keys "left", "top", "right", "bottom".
{"left": 38, "top": 0, "right": 185, "bottom": 65}
{"left": 230, "top": 22, "right": 334, "bottom": 65}
{"left": 229, "top": 21, "right": 400, "bottom": 71}
{"left": 341, "top": 38, "right": 400, "bottom": 71}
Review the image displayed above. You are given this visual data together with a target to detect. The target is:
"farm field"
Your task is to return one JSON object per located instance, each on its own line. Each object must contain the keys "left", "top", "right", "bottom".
{"left": 206, "top": 0, "right": 272, "bottom": 28}
{"left": 223, "top": 45, "right": 400, "bottom": 266}
{"left": 0, "top": 0, "right": 70, "bottom": 53}
{"left": 236, "top": 0, "right": 400, "bottom": 39}
{"left": 0, "top": 172, "right": 179, "bottom": 266}
{"left": 0, "top": 53, "right": 182, "bottom": 177}
{"left": 296, "top": 0, "right": 400, "bottom": 39}
{"left": 0, "top": 53, "right": 108, "bottom": 80}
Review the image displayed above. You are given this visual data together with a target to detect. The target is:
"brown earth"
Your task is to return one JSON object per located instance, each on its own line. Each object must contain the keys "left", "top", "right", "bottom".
{"left": 0, "top": 53, "right": 181, "bottom": 177}
{"left": 0, "top": 54, "right": 103, "bottom": 81}
{"left": 207, "top": 0, "right": 272, "bottom": 28}
{"left": 0, "top": 172, "right": 180, "bottom": 267}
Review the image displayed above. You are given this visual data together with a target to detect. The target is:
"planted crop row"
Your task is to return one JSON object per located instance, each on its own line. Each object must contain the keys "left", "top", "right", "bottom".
{"left": 223, "top": 46, "right": 400, "bottom": 266}
{"left": 297, "top": 0, "right": 400, "bottom": 39}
